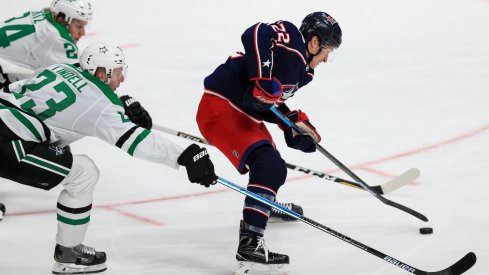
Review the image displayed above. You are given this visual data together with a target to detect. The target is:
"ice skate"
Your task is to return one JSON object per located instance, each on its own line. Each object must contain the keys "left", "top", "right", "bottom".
{"left": 52, "top": 244, "right": 107, "bottom": 274}
{"left": 235, "top": 223, "right": 289, "bottom": 275}
{"left": 269, "top": 202, "right": 303, "bottom": 222}
{"left": 0, "top": 203, "right": 5, "bottom": 221}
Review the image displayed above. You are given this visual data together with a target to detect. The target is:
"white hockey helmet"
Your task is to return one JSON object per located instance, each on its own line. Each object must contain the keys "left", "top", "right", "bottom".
{"left": 51, "top": 0, "right": 93, "bottom": 25}
{"left": 80, "top": 43, "right": 126, "bottom": 81}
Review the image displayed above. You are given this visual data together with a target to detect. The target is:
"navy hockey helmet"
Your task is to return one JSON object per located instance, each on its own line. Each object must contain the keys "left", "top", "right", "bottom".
{"left": 300, "top": 12, "right": 342, "bottom": 49}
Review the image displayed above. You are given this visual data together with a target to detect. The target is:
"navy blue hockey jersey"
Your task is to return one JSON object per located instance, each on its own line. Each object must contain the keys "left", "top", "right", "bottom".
{"left": 204, "top": 20, "right": 314, "bottom": 119}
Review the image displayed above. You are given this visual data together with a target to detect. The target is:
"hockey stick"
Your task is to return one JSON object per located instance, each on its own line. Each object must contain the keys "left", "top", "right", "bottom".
{"left": 285, "top": 163, "right": 419, "bottom": 195}
{"left": 217, "top": 176, "right": 477, "bottom": 275}
{"left": 270, "top": 106, "right": 429, "bottom": 222}
{"left": 152, "top": 124, "right": 417, "bottom": 194}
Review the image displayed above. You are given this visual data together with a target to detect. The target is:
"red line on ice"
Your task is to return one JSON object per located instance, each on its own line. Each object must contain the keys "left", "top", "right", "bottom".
{"left": 5, "top": 124, "right": 489, "bottom": 223}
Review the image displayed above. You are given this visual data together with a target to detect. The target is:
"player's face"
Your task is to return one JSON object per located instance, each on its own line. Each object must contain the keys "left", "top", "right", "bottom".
{"left": 308, "top": 46, "right": 335, "bottom": 69}
{"left": 108, "top": 67, "right": 125, "bottom": 91}
{"left": 68, "top": 19, "right": 87, "bottom": 43}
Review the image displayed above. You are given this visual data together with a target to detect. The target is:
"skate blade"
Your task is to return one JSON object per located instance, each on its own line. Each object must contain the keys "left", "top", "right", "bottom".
{"left": 52, "top": 262, "right": 107, "bottom": 274}
{"left": 235, "top": 261, "right": 290, "bottom": 275}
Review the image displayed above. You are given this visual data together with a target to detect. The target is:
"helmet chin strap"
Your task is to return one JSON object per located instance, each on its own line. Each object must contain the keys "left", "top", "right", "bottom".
{"left": 306, "top": 41, "right": 323, "bottom": 63}
{"left": 104, "top": 69, "right": 113, "bottom": 84}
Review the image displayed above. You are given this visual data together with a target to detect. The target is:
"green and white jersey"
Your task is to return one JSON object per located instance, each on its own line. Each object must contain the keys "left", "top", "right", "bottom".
{"left": 0, "top": 64, "right": 183, "bottom": 169}
{"left": 0, "top": 11, "right": 78, "bottom": 82}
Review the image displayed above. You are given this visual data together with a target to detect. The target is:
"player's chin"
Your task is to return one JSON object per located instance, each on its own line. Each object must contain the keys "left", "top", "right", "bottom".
{"left": 309, "top": 62, "right": 319, "bottom": 70}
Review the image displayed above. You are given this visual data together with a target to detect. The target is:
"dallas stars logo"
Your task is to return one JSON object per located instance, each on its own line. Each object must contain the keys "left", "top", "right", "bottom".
{"left": 49, "top": 145, "right": 65, "bottom": 156}
{"left": 99, "top": 46, "right": 108, "bottom": 54}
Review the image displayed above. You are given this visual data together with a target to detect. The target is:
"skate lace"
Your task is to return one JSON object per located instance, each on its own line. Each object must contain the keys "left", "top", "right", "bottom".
{"left": 256, "top": 237, "right": 269, "bottom": 262}
{"left": 271, "top": 202, "right": 292, "bottom": 213}
{"left": 75, "top": 244, "right": 96, "bottom": 256}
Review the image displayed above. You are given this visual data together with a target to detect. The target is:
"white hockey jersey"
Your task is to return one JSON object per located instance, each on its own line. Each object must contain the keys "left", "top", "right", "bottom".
{"left": 0, "top": 11, "right": 79, "bottom": 82}
{"left": 0, "top": 64, "right": 183, "bottom": 169}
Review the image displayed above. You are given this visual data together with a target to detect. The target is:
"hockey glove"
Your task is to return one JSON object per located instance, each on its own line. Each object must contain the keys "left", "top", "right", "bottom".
{"left": 279, "top": 110, "right": 321, "bottom": 153}
{"left": 177, "top": 144, "right": 217, "bottom": 187}
{"left": 243, "top": 78, "right": 283, "bottom": 112}
{"left": 120, "top": 95, "right": 153, "bottom": 130}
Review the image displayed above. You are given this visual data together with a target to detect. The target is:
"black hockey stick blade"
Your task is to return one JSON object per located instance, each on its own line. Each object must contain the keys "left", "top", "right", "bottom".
{"left": 315, "top": 143, "right": 429, "bottom": 222}
{"left": 382, "top": 198, "right": 428, "bottom": 222}
{"left": 419, "top": 252, "right": 476, "bottom": 275}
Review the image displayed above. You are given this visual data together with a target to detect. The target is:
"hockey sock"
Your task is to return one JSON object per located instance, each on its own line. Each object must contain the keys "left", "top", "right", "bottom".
{"left": 56, "top": 155, "right": 99, "bottom": 247}
{"left": 243, "top": 145, "right": 287, "bottom": 236}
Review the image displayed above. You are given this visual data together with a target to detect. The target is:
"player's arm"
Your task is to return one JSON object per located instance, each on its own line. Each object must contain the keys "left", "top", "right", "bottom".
{"left": 37, "top": 34, "right": 79, "bottom": 67}
{"left": 119, "top": 95, "right": 152, "bottom": 130}
{"left": 93, "top": 104, "right": 216, "bottom": 186}
{"left": 93, "top": 105, "right": 182, "bottom": 168}
{"left": 241, "top": 22, "right": 277, "bottom": 80}
{"left": 276, "top": 108, "right": 321, "bottom": 153}
{"left": 241, "top": 23, "right": 285, "bottom": 113}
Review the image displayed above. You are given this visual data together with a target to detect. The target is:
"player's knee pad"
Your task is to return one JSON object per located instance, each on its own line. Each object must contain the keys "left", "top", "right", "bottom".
{"left": 61, "top": 154, "right": 99, "bottom": 195}
{"left": 246, "top": 145, "right": 287, "bottom": 192}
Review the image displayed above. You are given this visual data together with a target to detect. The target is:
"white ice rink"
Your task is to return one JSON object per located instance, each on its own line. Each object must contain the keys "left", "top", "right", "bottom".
{"left": 1, "top": 0, "right": 489, "bottom": 274}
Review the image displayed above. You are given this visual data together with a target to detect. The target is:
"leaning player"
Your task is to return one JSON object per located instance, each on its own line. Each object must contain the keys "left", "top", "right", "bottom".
{"left": 0, "top": 0, "right": 92, "bottom": 88}
{"left": 0, "top": 43, "right": 217, "bottom": 274}
{"left": 0, "top": 0, "right": 155, "bottom": 218}
{"left": 196, "top": 12, "right": 342, "bottom": 274}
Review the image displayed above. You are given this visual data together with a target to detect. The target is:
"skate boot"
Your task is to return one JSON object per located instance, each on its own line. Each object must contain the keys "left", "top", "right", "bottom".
{"left": 0, "top": 203, "right": 5, "bottom": 221}
{"left": 269, "top": 202, "right": 303, "bottom": 222}
{"left": 235, "top": 222, "right": 289, "bottom": 275}
{"left": 52, "top": 244, "right": 107, "bottom": 274}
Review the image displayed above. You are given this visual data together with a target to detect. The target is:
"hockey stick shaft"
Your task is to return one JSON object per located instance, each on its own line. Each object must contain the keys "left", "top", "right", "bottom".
{"left": 217, "top": 177, "right": 476, "bottom": 275}
{"left": 270, "top": 106, "right": 428, "bottom": 222}
{"left": 152, "top": 124, "right": 414, "bottom": 195}
{"left": 285, "top": 162, "right": 419, "bottom": 195}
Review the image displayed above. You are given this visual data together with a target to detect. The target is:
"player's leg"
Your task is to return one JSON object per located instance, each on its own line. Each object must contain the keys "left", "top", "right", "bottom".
{"left": 235, "top": 145, "right": 290, "bottom": 275}
{"left": 197, "top": 94, "right": 290, "bottom": 274}
{"left": 0, "top": 202, "right": 5, "bottom": 221}
{"left": 52, "top": 154, "right": 106, "bottom": 274}
{"left": 0, "top": 64, "right": 10, "bottom": 90}
{"left": 0, "top": 134, "right": 106, "bottom": 274}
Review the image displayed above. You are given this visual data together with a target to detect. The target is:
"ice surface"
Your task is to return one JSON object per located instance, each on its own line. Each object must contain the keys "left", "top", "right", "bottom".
{"left": 1, "top": 0, "right": 488, "bottom": 274}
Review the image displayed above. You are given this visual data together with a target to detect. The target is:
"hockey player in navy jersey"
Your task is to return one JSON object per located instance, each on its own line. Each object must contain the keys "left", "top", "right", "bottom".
{"left": 196, "top": 12, "right": 342, "bottom": 274}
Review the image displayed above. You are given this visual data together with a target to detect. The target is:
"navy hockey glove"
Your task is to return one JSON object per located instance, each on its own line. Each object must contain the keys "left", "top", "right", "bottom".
{"left": 279, "top": 110, "right": 321, "bottom": 153}
{"left": 177, "top": 144, "right": 217, "bottom": 187}
{"left": 120, "top": 95, "right": 152, "bottom": 130}
{"left": 243, "top": 78, "right": 283, "bottom": 112}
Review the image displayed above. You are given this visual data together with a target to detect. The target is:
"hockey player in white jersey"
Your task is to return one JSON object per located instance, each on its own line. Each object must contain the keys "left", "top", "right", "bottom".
{"left": 0, "top": 0, "right": 93, "bottom": 87}
{"left": 0, "top": 43, "right": 217, "bottom": 274}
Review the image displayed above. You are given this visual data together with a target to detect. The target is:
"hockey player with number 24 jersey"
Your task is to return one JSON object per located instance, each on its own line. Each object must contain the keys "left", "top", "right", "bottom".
{"left": 0, "top": 0, "right": 92, "bottom": 87}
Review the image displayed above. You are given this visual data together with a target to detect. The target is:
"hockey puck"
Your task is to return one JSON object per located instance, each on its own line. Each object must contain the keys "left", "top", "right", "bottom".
{"left": 419, "top": 227, "right": 433, "bottom": 234}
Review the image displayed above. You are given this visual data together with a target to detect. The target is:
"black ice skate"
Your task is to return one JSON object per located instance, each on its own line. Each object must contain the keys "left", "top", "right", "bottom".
{"left": 52, "top": 244, "right": 107, "bottom": 274}
{"left": 235, "top": 223, "right": 289, "bottom": 275}
{"left": 269, "top": 202, "right": 303, "bottom": 222}
{"left": 0, "top": 203, "right": 5, "bottom": 221}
